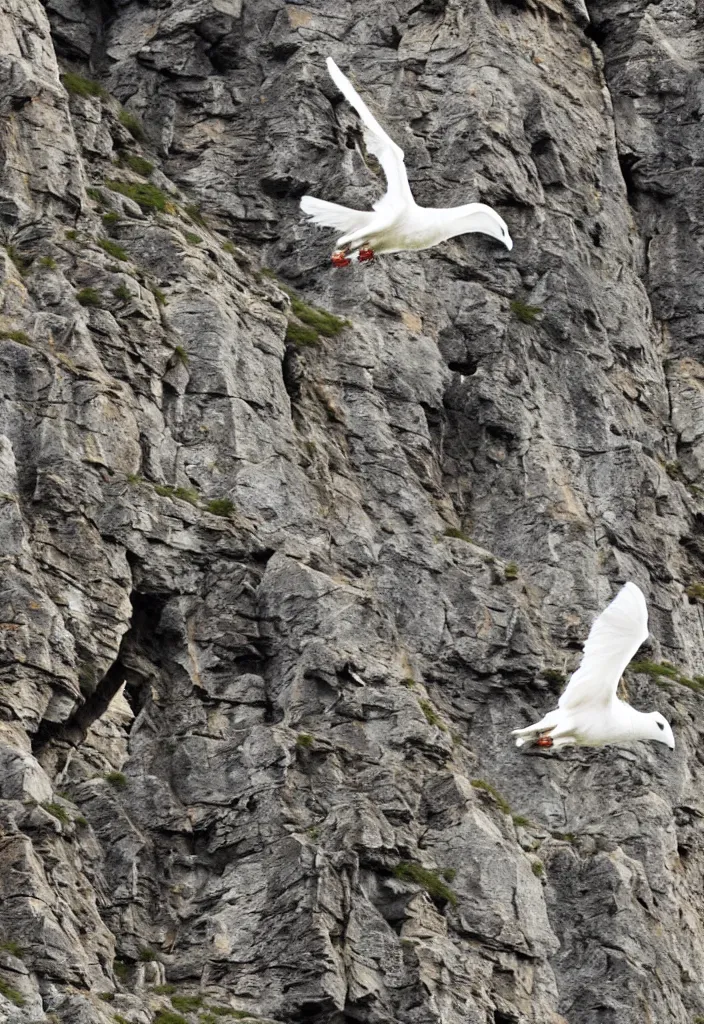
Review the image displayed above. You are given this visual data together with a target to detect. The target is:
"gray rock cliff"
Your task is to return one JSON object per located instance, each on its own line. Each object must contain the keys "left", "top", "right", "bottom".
{"left": 0, "top": 0, "right": 703, "bottom": 1022}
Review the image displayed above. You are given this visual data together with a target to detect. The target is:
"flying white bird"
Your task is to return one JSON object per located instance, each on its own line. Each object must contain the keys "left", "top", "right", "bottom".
{"left": 512, "top": 582, "right": 675, "bottom": 752}
{"left": 300, "top": 58, "right": 513, "bottom": 267}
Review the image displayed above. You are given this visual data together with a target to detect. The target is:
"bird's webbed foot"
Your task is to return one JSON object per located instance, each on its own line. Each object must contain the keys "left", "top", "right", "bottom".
{"left": 536, "top": 735, "right": 554, "bottom": 748}
{"left": 358, "top": 246, "right": 375, "bottom": 263}
{"left": 331, "top": 248, "right": 352, "bottom": 268}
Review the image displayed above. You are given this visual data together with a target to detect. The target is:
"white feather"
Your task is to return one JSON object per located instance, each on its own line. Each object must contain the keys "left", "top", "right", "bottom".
{"left": 510, "top": 583, "right": 675, "bottom": 752}
{"left": 300, "top": 58, "right": 513, "bottom": 258}
{"left": 558, "top": 581, "right": 649, "bottom": 710}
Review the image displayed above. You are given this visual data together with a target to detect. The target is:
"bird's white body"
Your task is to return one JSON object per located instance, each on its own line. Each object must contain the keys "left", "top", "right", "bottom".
{"left": 512, "top": 583, "right": 675, "bottom": 752}
{"left": 301, "top": 58, "right": 513, "bottom": 263}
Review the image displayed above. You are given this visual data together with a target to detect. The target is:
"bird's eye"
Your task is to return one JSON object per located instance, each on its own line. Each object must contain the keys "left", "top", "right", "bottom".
{"left": 657, "top": 721, "right": 664, "bottom": 731}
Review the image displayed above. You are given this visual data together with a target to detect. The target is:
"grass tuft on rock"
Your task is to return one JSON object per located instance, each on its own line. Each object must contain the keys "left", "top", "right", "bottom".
{"left": 542, "top": 669, "right": 566, "bottom": 685}
{"left": 76, "top": 287, "right": 102, "bottom": 307}
{"left": 119, "top": 109, "right": 145, "bottom": 141}
{"left": 686, "top": 583, "right": 704, "bottom": 602}
{"left": 154, "top": 1013, "right": 188, "bottom": 1024}
{"left": 443, "top": 527, "right": 471, "bottom": 542}
{"left": 172, "top": 346, "right": 189, "bottom": 366}
{"left": 98, "top": 238, "right": 128, "bottom": 261}
{"left": 112, "top": 959, "right": 129, "bottom": 980}
{"left": 0, "top": 941, "right": 23, "bottom": 958}
{"left": 151, "top": 286, "right": 167, "bottom": 307}
{"left": 532, "top": 860, "right": 544, "bottom": 877}
{"left": 106, "top": 179, "right": 170, "bottom": 213}
{"left": 284, "top": 287, "right": 348, "bottom": 339}
{"left": 504, "top": 561, "right": 519, "bottom": 580}
{"left": 285, "top": 322, "right": 320, "bottom": 348}
{"left": 393, "top": 861, "right": 457, "bottom": 907}
{"left": 62, "top": 72, "right": 107, "bottom": 100}
{"left": 0, "top": 978, "right": 25, "bottom": 1006}
{"left": 512, "top": 814, "right": 532, "bottom": 828}
{"left": 39, "top": 256, "right": 57, "bottom": 269}
{"left": 122, "top": 154, "right": 154, "bottom": 177}
{"left": 0, "top": 329, "right": 31, "bottom": 345}
{"left": 296, "top": 733, "right": 314, "bottom": 749}
{"left": 42, "top": 802, "right": 70, "bottom": 824}
{"left": 113, "top": 284, "right": 133, "bottom": 302}
{"left": 171, "top": 995, "right": 203, "bottom": 1011}
{"left": 510, "top": 299, "right": 542, "bottom": 324}
{"left": 206, "top": 498, "right": 235, "bottom": 518}
{"left": 138, "top": 946, "right": 157, "bottom": 962}
{"left": 184, "top": 232, "right": 203, "bottom": 245}
{"left": 105, "top": 771, "right": 128, "bottom": 790}
{"left": 154, "top": 484, "right": 199, "bottom": 506}
{"left": 6, "top": 244, "right": 31, "bottom": 274}
{"left": 471, "top": 778, "right": 511, "bottom": 815}
{"left": 102, "top": 211, "right": 120, "bottom": 227}
{"left": 184, "top": 203, "right": 206, "bottom": 226}
{"left": 418, "top": 698, "right": 447, "bottom": 731}
{"left": 629, "top": 659, "right": 703, "bottom": 693}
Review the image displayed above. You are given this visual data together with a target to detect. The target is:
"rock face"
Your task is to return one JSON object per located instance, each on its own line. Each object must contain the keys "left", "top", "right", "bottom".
{"left": 0, "top": 0, "right": 703, "bottom": 1022}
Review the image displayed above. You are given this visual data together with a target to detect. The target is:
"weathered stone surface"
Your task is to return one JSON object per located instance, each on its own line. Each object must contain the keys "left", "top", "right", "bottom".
{"left": 0, "top": 0, "right": 702, "bottom": 1021}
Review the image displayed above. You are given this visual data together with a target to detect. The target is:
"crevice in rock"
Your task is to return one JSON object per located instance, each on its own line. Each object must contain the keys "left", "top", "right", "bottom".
{"left": 583, "top": 17, "right": 608, "bottom": 48}
{"left": 617, "top": 153, "right": 639, "bottom": 206}
{"left": 447, "top": 357, "right": 479, "bottom": 376}
{"left": 32, "top": 589, "right": 165, "bottom": 753}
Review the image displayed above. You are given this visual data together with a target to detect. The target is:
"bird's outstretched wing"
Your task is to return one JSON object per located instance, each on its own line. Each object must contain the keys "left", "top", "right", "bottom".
{"left": 558, "top": 582, "right": 649, "bottom": 710}
{"left": 326, "top": 57, "right": 413, "bottom": 211}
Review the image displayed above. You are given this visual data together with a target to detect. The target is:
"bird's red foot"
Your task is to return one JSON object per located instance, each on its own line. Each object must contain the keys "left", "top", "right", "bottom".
{"left": 331, "top": 250, "right": 351, "bottom": 268}
{"left": 358, "top": 247, "right": 375, "bottom": 263}
{"left": 536, "top": 736, "right": 553, "bottom": 748}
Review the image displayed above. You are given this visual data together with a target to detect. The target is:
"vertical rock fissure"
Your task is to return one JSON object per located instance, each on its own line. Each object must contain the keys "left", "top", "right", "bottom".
{"left": 32, "top": 590, "right": 163, "bottom": 752}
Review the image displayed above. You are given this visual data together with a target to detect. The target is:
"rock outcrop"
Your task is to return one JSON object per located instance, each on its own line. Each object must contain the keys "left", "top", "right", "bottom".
{"left": 0, "top": 1, "right": 702, "bottom": 1022}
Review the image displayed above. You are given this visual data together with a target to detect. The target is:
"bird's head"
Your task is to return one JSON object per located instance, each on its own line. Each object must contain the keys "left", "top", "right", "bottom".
{"left": 648, "top": 711, "right": 675, "bottom": 750}
{"left": 456, "top": 203, "right": 513, "bottom": 250}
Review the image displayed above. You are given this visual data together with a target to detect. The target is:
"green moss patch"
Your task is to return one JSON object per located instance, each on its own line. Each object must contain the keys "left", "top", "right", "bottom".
{"left": 510, "top": 299, "right": 542, "bottom": 324}
{"left": 0, "top": 329, "right": 31, "bottom": 344}
{"left": 98, "top": 238, "right": 128, "bottom": 261}
{"left": 206, "top": 498, "right": 235, "bottom": 518}
{"left": 106, "top": 179, "right": 170, "bottom": 213}
{"left": 62, "top": 73, "right": 107, "bottom": 100}
{"left": 471, "top": 779, "right": 511, "bottom": 815}
{"left": 119, "top": 109, "right": 145, "bottom": 141}
{"left": 629, "top": 660, "right": 703, "bottom": 693}
{"left": 122, "top": 154, "right": 154, "bottom": 177}
{"left": 76, "top": 287, "right": 102, "bottom": 307}
{"left": 418, "top": 698, "right": 446, "bottom": 731}
{"left": 393, "top": 862, "right": 457, "bottom": 907}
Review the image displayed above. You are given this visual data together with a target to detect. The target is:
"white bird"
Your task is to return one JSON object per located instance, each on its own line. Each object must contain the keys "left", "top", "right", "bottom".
{"left": 512, "top": 582, "right": 675, "bottom": 752}
{"left": 300, "top": 58, "right": 513, "bottom": 267}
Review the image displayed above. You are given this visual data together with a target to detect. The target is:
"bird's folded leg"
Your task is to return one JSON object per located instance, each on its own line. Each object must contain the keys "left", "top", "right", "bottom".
{"left": 358, "top": 247, "right": 375, "bottom": 263}
{"left": 331, "top": 248, "right": 352, "bottom": 268}
{"left": 536, "top": 735, "right": 553, "bottom": 748}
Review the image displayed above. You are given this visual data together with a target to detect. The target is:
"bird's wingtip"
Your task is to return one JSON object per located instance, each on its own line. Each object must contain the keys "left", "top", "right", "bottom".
{"left": 504, "top": 236, "right": 514, "bottom": 252}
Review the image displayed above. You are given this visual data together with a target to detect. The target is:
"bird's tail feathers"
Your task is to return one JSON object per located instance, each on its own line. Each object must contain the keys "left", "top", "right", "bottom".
{"left": 300, "top": 195, "right": 373, "bottom": 238}
{"left": 511, "top": 710, "right": 560, "bottom": 747}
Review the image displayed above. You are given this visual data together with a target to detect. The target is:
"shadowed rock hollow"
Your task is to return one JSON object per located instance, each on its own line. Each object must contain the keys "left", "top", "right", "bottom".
{"left": 0, "top": 0, "right": 703, "bottom": 1022}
